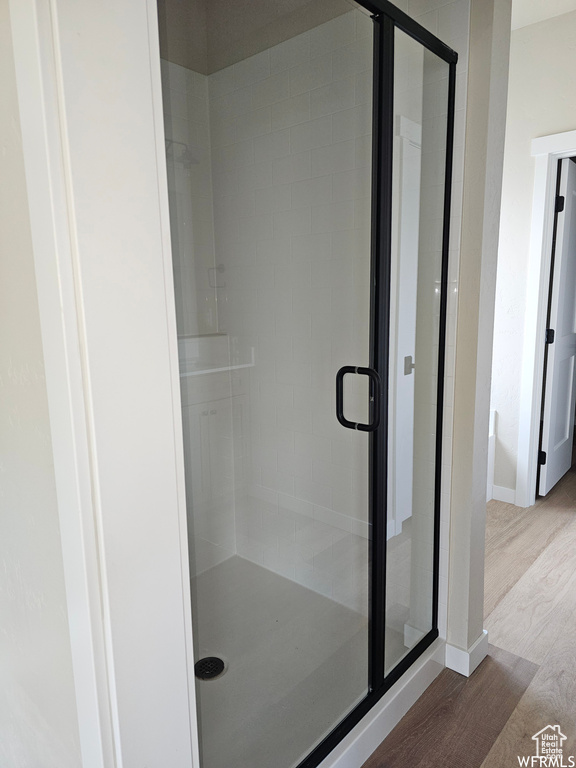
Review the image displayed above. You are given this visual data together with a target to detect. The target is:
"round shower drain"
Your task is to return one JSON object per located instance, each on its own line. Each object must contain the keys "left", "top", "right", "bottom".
{"left": 194, "top": 656, "right": 225, "bottom": 680}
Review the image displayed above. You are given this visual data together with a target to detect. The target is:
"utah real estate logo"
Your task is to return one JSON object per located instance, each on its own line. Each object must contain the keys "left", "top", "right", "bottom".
{"left": 518, "top": 725, "right": 575, "bottom": 767}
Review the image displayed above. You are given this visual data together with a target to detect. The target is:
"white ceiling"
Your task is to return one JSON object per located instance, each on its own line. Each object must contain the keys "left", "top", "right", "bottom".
{"left": 512, "top": 0, "right": 576, "bottom": 30}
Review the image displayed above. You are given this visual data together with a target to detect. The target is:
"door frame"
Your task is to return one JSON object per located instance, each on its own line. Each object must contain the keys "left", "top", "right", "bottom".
{"left": 303, "top": 1, "right": 457, "bottom": 765}
{"left": 516, "top": 130, "right": 576, "bottom": 507}
{"left": 9, "top": 0, "right": 201, "bottom": 765}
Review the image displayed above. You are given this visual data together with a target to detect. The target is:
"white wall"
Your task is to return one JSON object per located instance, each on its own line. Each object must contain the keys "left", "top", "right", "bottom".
{"left": 0, "top": 3, "right": 81, "bottom": 764}
{"left": 449, "top": 0, "right": 511, "bottom": 654}
{"left": 491, "top": 9, "right": 576, "bottom": 494}
{"left": 511, "top": 0, "right": 576, "bottom": 30}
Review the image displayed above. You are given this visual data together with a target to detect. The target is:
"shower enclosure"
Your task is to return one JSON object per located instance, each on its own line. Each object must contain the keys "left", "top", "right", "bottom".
{"left": 157, "top": 0, "right": 456, "bottom": 765}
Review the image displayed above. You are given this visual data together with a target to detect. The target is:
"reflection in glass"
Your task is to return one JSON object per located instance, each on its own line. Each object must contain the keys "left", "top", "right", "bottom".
{"left": 385, "top": 28, "right": 449, "bottom": 674}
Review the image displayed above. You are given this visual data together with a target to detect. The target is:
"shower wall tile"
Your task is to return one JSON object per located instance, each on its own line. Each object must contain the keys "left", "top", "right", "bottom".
{"left": 291, "top": 175, "right": 332, "bottom": 209}
{"left": 332, "top": 105, "right": 371, "bottom": 142}
{"left": 309, "top": 13, "right": 356, "bottom": 57}
{"left": 254, "top": 130, "right": 290, "bottom": 163}
{"left": 289, "top": 116, "right": 333, "bottom": 152}
{"left": 180, "top": 377, "right": 240, "bottom": 576}
{"left": 237, "top": 161, "right": 273, "bottom": 191}
{"left": 355, "top": 9, "right": 373, "bottom": 39}
{"left": 311, "top": 141, "right": 355, "bottom": 175}
{"left": 233, "top": 49, "right": 271, "bottom": 89}
{"left": 289, "top": 53, "right": 333, "bottom": 97}
{"left": 192, "top": 540, "right": 235, "bottom": 575}
{"left": 208, "top": 10, "right": 374, "bottom": 609}
{"left": 252, "top": 72, "right": 291, "bottom": 108}
{"left": 161, "top": 59, "right": 218, "bottom": 336}
{"left": 438, "top": 0, "right": 470, "bottom": 43}
{"left": 273, "top": 151, "right": 311, "bottom": 184}
{"left": 271, "top": 93, "right": 310, "bottom": 131}
{"left": 233, "top": 107, "right": 272, "bottom": 142}
{"left": 332, "top": 38, "right": 373, "bottom": 81}
{"left": 310, "top": 78, "right": 355, "bottom": 119}
{"left": 162, "top": 61, "right": 242, "bottom": 578}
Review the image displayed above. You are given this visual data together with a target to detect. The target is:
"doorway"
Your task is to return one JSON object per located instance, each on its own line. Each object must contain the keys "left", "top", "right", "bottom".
{"left": 515, "top": 131, "right": 576, "bottom": 508}
{"left": 157, "top": 2, "right": 457, "bottom": 766}
{"left": 537, "top": 157, "right": 576, "bottom": 498}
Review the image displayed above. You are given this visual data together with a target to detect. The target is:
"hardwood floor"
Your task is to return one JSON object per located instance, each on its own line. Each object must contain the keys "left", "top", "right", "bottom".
{"left": 485, "top": 508, "right": 576, "bottom": 664}
{"left": 362, "top": 461, "right": 576, "bottom": 767}
{"left": 362, "top": 645, "right": 537, "bottom": 768}
{"left": 481, "top": 462, "right": 576, "bottom": 765}
{"left": 483, "top": 489, "right": 575, "bottom": 617}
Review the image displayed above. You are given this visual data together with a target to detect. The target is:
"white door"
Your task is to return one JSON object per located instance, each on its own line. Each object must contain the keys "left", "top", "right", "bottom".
{"left": 539, "top": 158, "right": 576, "bottom": 495}
{"left": 388, "top": 118, "right": 421, "bottom": 537}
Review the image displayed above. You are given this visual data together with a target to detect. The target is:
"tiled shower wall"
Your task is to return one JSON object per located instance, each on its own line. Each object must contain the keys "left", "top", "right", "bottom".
{"left": 161, "top": 61, "right": 218, "bottom": 336}
{"left": 161, "top": 61, "right": 239, "bottom": 577}
{"left": 209, "top": 10, "right": 374, "bottom": 608}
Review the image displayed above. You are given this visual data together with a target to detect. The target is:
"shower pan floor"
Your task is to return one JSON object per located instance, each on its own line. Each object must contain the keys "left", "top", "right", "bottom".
{"left": 192, "top": 555, "right": 368, "bottom": 768}
{"left": 192, "top": 555, "right": 409, "bottom": 768}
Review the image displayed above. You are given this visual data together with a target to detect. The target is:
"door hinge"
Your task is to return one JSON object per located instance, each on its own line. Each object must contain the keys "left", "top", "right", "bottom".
{"left": 556, "top": 195, "right": 565, "bottom": 213}
{"left": 539, "top": 450, "right": 547, "bottom": 465}
{"left": 546, "top": 328, "right": 555, "bottom": 344}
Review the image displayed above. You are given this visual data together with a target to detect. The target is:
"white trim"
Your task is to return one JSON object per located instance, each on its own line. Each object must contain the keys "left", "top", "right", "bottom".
{"left": 532, "top": 129, "right": 576, "bottom": 156}
{"left": 397, "top": 114, "right": 422, "bottom": 147}
{"left": 9, "top": 1, "right": 116, "bottom": 765}
{"left": 11, "top": 1, "right": 201, "bottom": 765}
{"left": 319, "top": 640, "right": 445, "bottom": 768}
{"left": 516, "top": 129, "right": 576, "bottom": 508}
{"left": 491, "top": 485, "right": 516, "bottom": 504}
{"left": 180, "top": 362, "right": 254, "bottom": 377}
{"left": 145, "top": 1, "right": 201, "bottom": 762}
{"left": 445, "top": 630, "right": 488, "bottom": 677}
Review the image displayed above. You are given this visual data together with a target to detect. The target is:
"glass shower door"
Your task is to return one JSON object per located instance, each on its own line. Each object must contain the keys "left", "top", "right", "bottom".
{"left": 384, "top": 25, "right": 452, "bottom": 674}
{"left": 157, "top": 0, "right": 457, "bottom": 765}
{"left": 158, "top": 4, "right": 375, "bottom": 767}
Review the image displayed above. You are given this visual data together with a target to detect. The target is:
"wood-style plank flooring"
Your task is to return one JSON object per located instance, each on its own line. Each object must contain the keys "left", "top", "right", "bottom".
{"left": 362, "top": 460, "right": 576, "bottom": 767}
{"left": 362, "top": 645, "right": 537, "bottom": 768}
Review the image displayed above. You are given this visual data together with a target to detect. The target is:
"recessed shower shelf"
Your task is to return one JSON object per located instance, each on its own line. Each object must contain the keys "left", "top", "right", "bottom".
{"left": 178, "top": 339, "right": 255, "bottom": 378}
{"left": 179, "top": 360, "right": 255, "bottom": 378}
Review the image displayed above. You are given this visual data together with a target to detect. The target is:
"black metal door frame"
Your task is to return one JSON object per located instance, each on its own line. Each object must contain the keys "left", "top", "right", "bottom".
{"left": 298, "top": 2, "right": 457, "bottom": 767}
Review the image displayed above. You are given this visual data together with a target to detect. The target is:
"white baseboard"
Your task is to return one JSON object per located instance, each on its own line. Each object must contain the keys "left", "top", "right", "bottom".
{"left": 491, "top": 485, "right": 516, "bottom": 504}
{"left": 445, "top": 630, "right": 488, "bottom": 677}
{"left": 487, "top": 414, "right": 517, "bottom": 506}
{"left": 319, "top": 639, "right": 445, "bottom": 768}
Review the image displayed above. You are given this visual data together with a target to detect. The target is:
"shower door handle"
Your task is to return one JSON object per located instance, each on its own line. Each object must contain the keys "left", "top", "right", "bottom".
{"left": 335, "top": 366, "right": 381, "bottom": 432}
